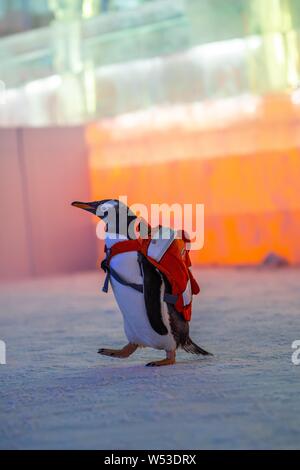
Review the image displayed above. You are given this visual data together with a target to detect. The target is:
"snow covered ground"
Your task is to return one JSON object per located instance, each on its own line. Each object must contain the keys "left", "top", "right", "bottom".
{"left": 0, "top": 268, "right": 300, "bottom": 450}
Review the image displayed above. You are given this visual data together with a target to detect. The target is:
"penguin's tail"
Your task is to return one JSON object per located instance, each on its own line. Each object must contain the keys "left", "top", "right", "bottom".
{"left": 183, "top": 338, "right": 213, "bottom": 356}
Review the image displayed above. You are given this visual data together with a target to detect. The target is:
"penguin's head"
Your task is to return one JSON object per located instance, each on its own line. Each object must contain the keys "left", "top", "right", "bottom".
{"left": 71, "top": 199, "right": 139, "bottom": 237}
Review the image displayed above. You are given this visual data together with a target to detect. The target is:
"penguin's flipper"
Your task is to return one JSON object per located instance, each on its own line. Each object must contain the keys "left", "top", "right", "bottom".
{"left": 141, "top": 255, "right": 168, "bottom": 336}
{"left": 183, "top": 338, "right": 213, "bottom": 356}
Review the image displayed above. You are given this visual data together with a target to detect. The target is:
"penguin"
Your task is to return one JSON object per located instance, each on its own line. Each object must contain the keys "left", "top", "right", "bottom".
{"left": 71, "top": 198, "right": 212, "bottom": 366}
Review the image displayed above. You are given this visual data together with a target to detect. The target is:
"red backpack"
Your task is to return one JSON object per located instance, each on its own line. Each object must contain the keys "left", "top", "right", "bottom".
{"left": 101, "top": 227, "right": 200, "bottom": 321}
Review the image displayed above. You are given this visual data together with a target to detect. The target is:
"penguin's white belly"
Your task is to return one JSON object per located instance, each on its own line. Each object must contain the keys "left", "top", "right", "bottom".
{"left": 109, "top": 251, "right": 176, "bottom": 351}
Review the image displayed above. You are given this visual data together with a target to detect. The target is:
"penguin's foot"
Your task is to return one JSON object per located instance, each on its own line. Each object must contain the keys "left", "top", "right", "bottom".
{"left": 98, "top": 343, "right": 138, "bottom": 359}
{"left": 146, "top": 350, "right": 176, "bottom": 367}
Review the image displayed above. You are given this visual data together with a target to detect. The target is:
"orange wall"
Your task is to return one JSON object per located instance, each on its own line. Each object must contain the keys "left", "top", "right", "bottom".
{"left": 87, "top": 94, "right": 300, "bottom": 266}
{"left": 89, "top": 151, "right": 300, "bottom": 265}
{"left": 2, "top": 94, "right": 299, "bottom": 280}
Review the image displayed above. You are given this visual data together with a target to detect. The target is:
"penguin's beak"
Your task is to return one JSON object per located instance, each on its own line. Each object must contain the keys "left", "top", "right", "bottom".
{"left": 71, "top": 201, "right": 98, "bottom": 215}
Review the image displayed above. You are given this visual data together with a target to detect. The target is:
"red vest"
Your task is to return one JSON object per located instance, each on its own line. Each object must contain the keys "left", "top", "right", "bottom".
{"left": 104, "top": 231, "right": 200, "bottom": 321}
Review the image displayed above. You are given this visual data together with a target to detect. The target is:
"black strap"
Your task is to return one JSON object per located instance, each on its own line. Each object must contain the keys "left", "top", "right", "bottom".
{"left": 102, "top": 270, "right": 110, "bottom": 293}
{"left": 105, "top": 265, "right": 144, "bottom": 293}
{"left": 163, "top": 292, "right": 178, "bottom": 304}
{"left": 101, "top": 258, "right": 177, "bottom": 305}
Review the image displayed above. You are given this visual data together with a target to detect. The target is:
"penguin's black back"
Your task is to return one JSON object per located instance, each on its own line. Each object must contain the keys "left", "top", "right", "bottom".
{"left": 140, "top": 254, "right": 189, "bottom": 346}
